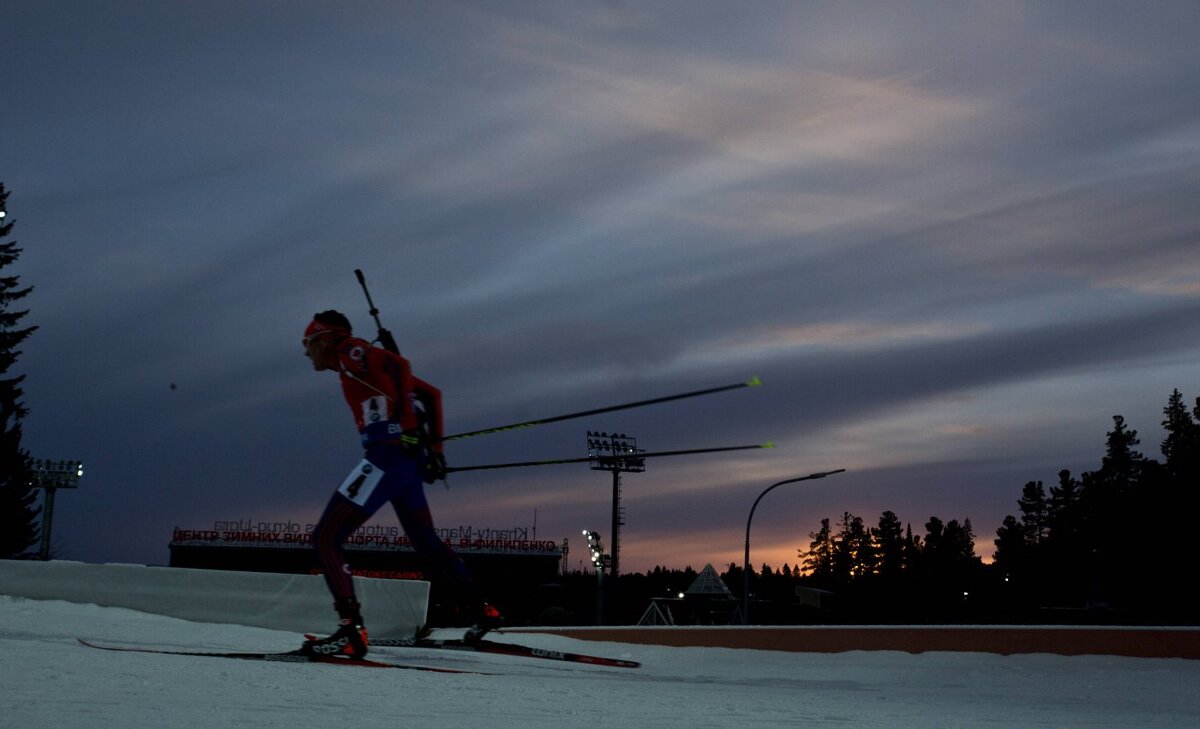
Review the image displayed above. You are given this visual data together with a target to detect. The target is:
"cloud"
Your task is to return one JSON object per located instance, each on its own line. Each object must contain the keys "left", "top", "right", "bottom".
{"left": 914, "top": 165, "right": 1200, "bottom": 295}
{"left": 6, "top": 2, "right": 1200, "bottom": 571}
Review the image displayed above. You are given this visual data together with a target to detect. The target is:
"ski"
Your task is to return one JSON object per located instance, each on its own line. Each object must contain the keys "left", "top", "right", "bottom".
{"left": 446, "top": 442, "right": 774, "bottom": 474}
{"left": 77, "top": 639, "right": 489, "bottom": 674}
{"left": 440, "top": 376, "right": 763, "bottom": 443}
{"left": 372, "top": 636, "right": 641, "bottom": 669}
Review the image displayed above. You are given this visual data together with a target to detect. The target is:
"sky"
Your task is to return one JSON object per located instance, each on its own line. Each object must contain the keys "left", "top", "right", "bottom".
{"left": 3, "top": 1, "right": 1199, "bottom": 575}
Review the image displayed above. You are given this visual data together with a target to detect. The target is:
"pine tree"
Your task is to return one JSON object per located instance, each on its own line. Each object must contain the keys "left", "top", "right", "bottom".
{"left": 1016, "top": 480, "right": 1048, "bottom": 546}
{"left": 1044, "top": 469, "right": 1087, "bottom": 605}
{"left": 0, "top": 182, "right": 42, "bottom": 559}
{"left": 992, "top": 514, "right": 1027, "bottom": 575}
{"left": 1079, "top": 415, "right": 1149, "bottom": 607}
{"left": 920, "top": 516, "right": 945, "bottom": 574}
{"left": 1097, "top": 415, "right": 1144, "bottom": 487}
{"left": 1081, "top": 416, "right": 1143, "bottom": 537}
{"left": 919, "top": 517, "right": 979, "bottom": 577}
{"left": 872, "top": 510, "right": 906, "bottom": 578}
{"left": 902, "top": 523, "right": 921, "bottom": 571}
{"left": 1161, "top": 389, "right": 1200, "bottom": 485}
{"left": 943, "top": 519, "right": 978, "bottom": 564}
{"left": 1046, "top": 469, "right": 1083, "bottom": 546}
{"left": 832, "top": 511, "right": 870, "bottom": 583}
{"left": 1156, "top": 390, "right": 1199, "bottom": 596}
{"left": 801, "top": 518, "right": 835, "bottom": 583}
{"left": 999, "top": 473, "right": 1077, "bottom": 603}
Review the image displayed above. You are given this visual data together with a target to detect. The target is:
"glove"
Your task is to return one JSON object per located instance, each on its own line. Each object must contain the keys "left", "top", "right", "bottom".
{"left": 423, "top": 451, "right": 448, "bottom": 484}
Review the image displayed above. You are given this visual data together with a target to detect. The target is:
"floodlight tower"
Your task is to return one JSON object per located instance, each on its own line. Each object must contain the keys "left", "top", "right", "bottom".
{"left": 587, "top": 431, "right": 644, "bottom": 579}
{"left": 30, "top": 459, "right": 84, "bottom": 560}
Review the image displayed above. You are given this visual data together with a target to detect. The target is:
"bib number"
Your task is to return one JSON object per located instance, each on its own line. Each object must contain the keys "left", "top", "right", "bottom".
{"left": 337, "top": 459, "right": 384, "bottom": 507}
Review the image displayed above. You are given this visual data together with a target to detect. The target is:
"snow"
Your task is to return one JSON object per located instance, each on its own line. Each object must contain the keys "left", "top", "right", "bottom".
{"left": 3, "top": 595, "right": 1198, "bottom": 729}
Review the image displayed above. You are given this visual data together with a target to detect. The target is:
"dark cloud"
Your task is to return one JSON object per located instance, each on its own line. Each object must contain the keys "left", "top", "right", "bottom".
{"left": 4, "top": 2, "right": 1198, "bottom": 571}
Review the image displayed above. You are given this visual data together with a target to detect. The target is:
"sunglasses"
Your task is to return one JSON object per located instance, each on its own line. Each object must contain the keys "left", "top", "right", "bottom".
{"left": 303, "top": 330, "right": 335, "bottom": 348}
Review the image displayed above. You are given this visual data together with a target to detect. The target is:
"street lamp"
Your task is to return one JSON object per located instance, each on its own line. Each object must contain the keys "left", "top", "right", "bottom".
{"left": 742, "top": 469, "right": 845, "bottom": 624}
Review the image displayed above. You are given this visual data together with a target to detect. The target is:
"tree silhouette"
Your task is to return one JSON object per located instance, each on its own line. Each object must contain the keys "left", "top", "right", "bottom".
{"left": 1160, "top": 390, "right": 1199, "bottom": 481}
{"left": 1016, "top": 481, "right": 1048, "bottom": 545}
{"left": 872, "top": 510, "right": 906, "bottom": 579}
{"left": 0, "top": 182, "right": 42, "bottom": 559}
{"left": 1046, "top": 470, "right": 1083, "bottom": 549}
{"left": 992, "top": 515, "right": 1026, "bottom": 576}
{"left": 802, "top": 518, "right": 835, "bottom": 585}
{"left": 832, "top": 512, "right": 871, "bottom": 584}
{"left": 785, "top": 390, "right": 1199, "bottom": 623}
{"left": 993, "top": 395, "right": 1200, "bottom": 618}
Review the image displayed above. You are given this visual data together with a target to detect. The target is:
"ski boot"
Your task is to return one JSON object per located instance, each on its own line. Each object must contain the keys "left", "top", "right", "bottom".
{"left": 302, "top": 599, "right": 369, "bottom": 659}
{"left": 463, "top": 602, "right": 503, "bottom": 644}
{"left": 302, "top": 620, "right": 369, "bottom": 659}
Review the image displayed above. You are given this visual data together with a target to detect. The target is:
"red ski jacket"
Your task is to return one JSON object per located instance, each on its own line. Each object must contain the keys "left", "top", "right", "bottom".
{"left": 333, "top": 337, "right": 444, "bottom": 453}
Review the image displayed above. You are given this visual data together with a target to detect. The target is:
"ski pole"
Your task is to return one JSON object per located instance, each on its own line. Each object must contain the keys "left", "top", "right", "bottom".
{"left": 440, "top": 376, "right": 763, "bottom": 443}
{"left": 445, "top": 442, "right": 774, "bottom": 473}
{"left": 354, "top": 269, "right": 400, "bottom": 354}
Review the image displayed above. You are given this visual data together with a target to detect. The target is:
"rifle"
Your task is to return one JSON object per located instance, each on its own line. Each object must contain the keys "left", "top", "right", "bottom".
{"left": 354, "top": 269, "right": 399, "bottom": 354}
{"left": 354, "top": 270, "right": 447, "bottom": 484}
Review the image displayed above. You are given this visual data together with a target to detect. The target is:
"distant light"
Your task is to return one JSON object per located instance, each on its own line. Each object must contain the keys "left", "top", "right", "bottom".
{"left": 677, "top": 592, "right": 685, "bottom": 599}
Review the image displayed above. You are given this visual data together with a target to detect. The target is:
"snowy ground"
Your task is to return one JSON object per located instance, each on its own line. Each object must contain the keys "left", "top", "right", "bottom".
{"left": 3, "top": 595, "right": 1198, "bottom": 729}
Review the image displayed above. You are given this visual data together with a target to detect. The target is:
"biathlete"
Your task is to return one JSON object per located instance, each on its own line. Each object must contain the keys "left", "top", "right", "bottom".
{"left": 299, "top": 310, "right": 500, "bottom": 659}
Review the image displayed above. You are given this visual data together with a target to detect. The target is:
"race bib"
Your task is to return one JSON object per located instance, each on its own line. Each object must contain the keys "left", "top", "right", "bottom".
{"left": 360, "top": 395, "right": 388, "bottom": 425}
{"left": 337, "top": 459, "right": 385, "bottom": 507}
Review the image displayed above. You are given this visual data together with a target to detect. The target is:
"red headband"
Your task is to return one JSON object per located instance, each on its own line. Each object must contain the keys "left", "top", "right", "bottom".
{"left": 304, "top": 319, "right": 351, "bottom": 341}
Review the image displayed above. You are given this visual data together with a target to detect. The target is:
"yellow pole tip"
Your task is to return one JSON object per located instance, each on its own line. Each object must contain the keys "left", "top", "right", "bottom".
{"left": 762, "top": 441, "right": 776, "bottom": 449}
{"left": 746, "top": 376, "right": 763, "bottom": 387}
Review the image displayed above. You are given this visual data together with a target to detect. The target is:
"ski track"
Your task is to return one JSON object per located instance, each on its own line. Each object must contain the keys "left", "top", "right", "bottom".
{"left": 3, "top": 595, "right": 1199, "bottom": 729}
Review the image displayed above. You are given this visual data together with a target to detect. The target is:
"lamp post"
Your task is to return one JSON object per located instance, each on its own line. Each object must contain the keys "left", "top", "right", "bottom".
{"left": 742, "top": 469, "right": 845, "bottom": 624}
{"left": 583, "top": 530, "right": 612, "bottom": 624}
{"left": 29, "top": 459, "right": 84, "bottom": 561}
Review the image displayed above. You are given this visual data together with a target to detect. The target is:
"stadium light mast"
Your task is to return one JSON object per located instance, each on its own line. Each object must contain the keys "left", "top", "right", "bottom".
{"left": 30, "top": 459, "right": 84, "bottom": 560}
{"left": 587, "top": 432, "right": 644, "bottom": 579}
